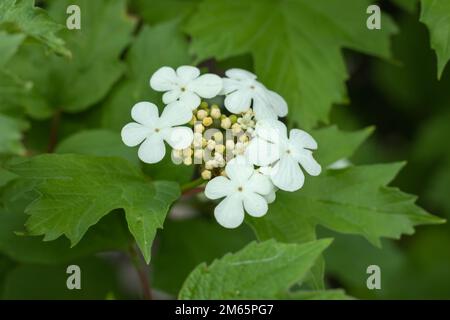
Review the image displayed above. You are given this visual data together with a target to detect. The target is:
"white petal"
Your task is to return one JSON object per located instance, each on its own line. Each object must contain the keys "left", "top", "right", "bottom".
{"left": 131, "top": 101, "right": 159, "bottom": 127}
{"left": 164, "top": 127, "right": 193, "bottom": 150}
{"left": 121, "top": 122, "right": 150, "bottom": 147}
{"left": 159, "top": 101, "right": 193, "bottom": 127}
{"left": 180, "top": 91, "right": 201, "bottom": 110}
{"left": 255, "top": 119, "right": 288, "bottom": 144}
{"left": 270, "top": 155, "right": 305, "bottom": 192}
{"left": 294, "top": 149, "right": 322, "bottom": 176}
{"left": 243, "top": 192, "right": 268, "bottom": 217}
{"left": 188, "top": 74, "right": 223, "bottom": 98}
{"left": 264, "top": 187, "right": 277, "bottom": 204}
{"left": 246, "top": 172, "right": 272, "bottom": 195}
{"left": 225, "top": 157, "right": 254, "bottom": 185}
{"left": 224, "top": 89, "right": 252, "bottom": 114}
{"left": 245, "top": 137, "right": 280, "bottom": 167}
{"left": 205, "top": 176, "right": 234, "bottom": 200}
{"left": 289, "top": 129, "right": 318, "bottom": 150}
{"left": 214, "top": 194, "right": 245, "bottom": 228}
{"left": 162, "top": 89, "right": 181, "bottom": 104}
{"left": 252, "top": 93, "right": 278, "bottom": 120}
{"left": 150, "top": 66, "right": 178, "bottom": 91}
{"left": 267, "top": 90, "right": 288, "bottom": 117}
{"left": 225, "top": 68, "right": 257, "bottom": 80}
{"left": 176, "top": 65, "right": 200, "bottom": 82}
{"left": 137, "top": 134, "right": 166, "bottom": 164}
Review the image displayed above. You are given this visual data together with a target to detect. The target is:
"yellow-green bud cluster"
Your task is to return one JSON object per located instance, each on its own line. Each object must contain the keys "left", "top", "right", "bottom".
{"left": 172, "top": 102, "right": 256, "bottom": 180}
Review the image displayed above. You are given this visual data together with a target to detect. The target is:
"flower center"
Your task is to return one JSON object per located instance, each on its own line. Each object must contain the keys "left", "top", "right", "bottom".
{"left": 181, "top": 86, "right": 186, "bottom": 92}
{"left": 286, "top": 149, "right": 291, "bottom": 154}
{"left": 238, "top": 186, "right": 243, "bottom": 192}
{"left": 154, "top": 128, "right": 160, "bottom": 133}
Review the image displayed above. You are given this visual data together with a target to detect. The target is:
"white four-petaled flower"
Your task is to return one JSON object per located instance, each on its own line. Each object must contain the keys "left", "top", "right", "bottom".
{"left": 221, "top": 68, "right": 288, "bottom": 120}
{"left": 150, "top": 66, "right": 223, "bottom": 110}
{"left": 205, "top": 157, "right": 272, "bottom": 228}
{"left": 246, "top": 119, "right": 321, "bottom": 192}
{"left": 121, "top": 101, "right": 193, "bottom": 164}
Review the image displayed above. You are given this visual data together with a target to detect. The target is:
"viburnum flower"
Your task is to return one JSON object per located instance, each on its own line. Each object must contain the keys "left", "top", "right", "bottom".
{"left": 122, "top": 65, "right": 321, "bottom": 229}
{"left": 246, "top": 119, "right": 321, "bottom": 192}
{"left": 221, "top": 68, "right": 288, "bottom": 120}
{"left": 150, "top": 66, "right": 223, "bottom": 110}
{"left": 204, "top": 157, "right": 272, "bottom": 228}
{"left": 121, "top": 101, "right": 193, "bottom": 164}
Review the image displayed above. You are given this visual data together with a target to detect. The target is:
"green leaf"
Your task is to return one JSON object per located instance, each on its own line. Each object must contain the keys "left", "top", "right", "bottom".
{"left": 321, "top": 229, "right": 406, "bottom": 299}
{"left": 0, "top": 0, "right": 69, "bottom": 57}
{"left": 178, "top": 239, "right": 331, "bottom": 299}
{"left": 101, "top": 20, "right": 191, "bottom": 130}
{"left": 0, "top": 113, "right": 28, "bottom": 155}
{"left": 7, "top": 0, "right": 134, "bottom": 117}
{"left": 185, "top": 0, "right": 397, "bottom": 128}
{"left": 1, "top": 257, "right": 118, "bottom": 299}
{"left": 284, "top": 289, "right": 351, "bottom": 300}
{"left": 420, "top": 0, "right": 450, "bottom": 78}
{"left": 0, "top": 31, "right": 24, "bottom": 67}
{"left": 0, "top": 168, "right": 17, "bottom": 187}
{"left": 8, "top": 154, "right": 180, "bottom": 263}
{"left": 312, "top": 125, "right": 374, "bottom": 167}
{"left": 248, "top": 163, "right": 443, "bottom": 248}
{"left": 153, "top": 218, "right": 254, "bottom": 295}
{"left": 0, "top": 177, "right": 131, "bottom": 264}
{"left": 56, "top": 129, "right": 140, "bottom": 167}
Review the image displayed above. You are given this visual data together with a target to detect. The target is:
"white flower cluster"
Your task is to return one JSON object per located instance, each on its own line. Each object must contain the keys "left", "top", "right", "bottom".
{"left": 121, "top": 66, "right": 321, "bottom": 229}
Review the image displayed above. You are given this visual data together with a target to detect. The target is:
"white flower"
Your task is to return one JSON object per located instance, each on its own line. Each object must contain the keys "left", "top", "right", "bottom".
{"left": 150, "top": 65, "right": 223, "bottom": 110}
{"left": 204, "top": 157, "right": 272, "bottom": 228}
{"left": 221, "top": 68, "right": 288, "bottom": 120}
{"left": 121, "top": 101, "right": 194, "bottom": 164}
{"left": 246, "top": 119, "right": 321, "bottom": 192}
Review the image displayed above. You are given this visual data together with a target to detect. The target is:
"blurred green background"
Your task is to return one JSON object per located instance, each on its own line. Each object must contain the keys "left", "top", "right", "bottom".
{"left": 0, "top": 0, "right": 449, "bottom": 299}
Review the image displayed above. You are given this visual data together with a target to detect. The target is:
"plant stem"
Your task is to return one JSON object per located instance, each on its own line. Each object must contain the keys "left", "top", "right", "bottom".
{"left": 47, "top": 109, "right": 61, "bottom": 153}
{"left": 128, "top": 244, "right": 152, "bottom": 300}
{"left": 181, "top": 177, "right": 205, "bottom": 194}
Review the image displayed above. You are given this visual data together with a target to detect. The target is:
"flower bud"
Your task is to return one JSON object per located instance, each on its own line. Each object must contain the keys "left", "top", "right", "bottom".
{"left": 202, "top": 116, "right": 213, "bottom": 127}
{"left": 221, "top": 117, "right": 231, "bottom": 129}
{"left": 196, "top": 109, "right": 208, "bottom": 120}
{"left": 229, "top": 114, "right": 238, "bottom": 124}
{"left": 215, "top": 144, "right": 225, "bottom": 154}
{"left": 183, "top": 157, "right": 193, "bottom": 166}
{"left": 201, "top": 169, "right": 212, "bottom": 180}
{"left": 225, "top": 139, "right": 235, "bottom": 150}
{"left": 213, "top": 131, "right": 223, "bottom": 142}
{"left": 207, "top": 139, "right": 216, "bottom": 150}
{"left": 239, "top": 134, "right": 249, "bottom": 143}
{"left": 205, "top": 160, "right": 216, "bottom": 170}
{"left": 234, "top": 142, "right": 245, "bottom": 155}
{"left": 194, "top": 149, "right": 204, "bottom": 160}
{"left": 194, "top": 123, "right": 205, "bottom": 133}
{"left": 182, "top": 148, "right": 193, "bottom": 157}
{"left": 232, "top": 123, "right": 242, "bottom": 135}
{"left": 210, "top": 105, "right": 221, "bottom": 119}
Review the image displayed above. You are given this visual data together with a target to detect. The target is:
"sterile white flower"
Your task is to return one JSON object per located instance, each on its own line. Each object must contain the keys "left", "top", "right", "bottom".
{"left": 221, "top": 68, "right": 288, "bottom": 120}
{"left": 204, "top": 156, "right": 272, "bottom": 228}
{"left": 121, "top": 101, "right": 194, "bottom": 164}
{"left": 246, "top": 119, "right": 321, "bottom": 192}
{"left": 150, "top": 65, "right": 223, "bottom": 110}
